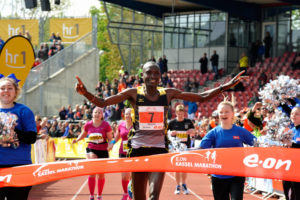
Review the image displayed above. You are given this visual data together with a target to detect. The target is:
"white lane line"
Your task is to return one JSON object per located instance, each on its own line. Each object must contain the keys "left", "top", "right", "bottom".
{"left": 71, "top": 178, "right": 88, "bottom": 200}
{"left": 166, "top": 172, "right": 204, "bottom": 200}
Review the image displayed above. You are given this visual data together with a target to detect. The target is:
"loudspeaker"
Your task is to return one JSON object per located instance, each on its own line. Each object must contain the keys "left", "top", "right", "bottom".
{"left": 54, "top": 0, "right": 60, "bottom": 5}
{"left": 24, "top": 0, "right": 37, "bottom": 8}
{"left": 40, "top": 0, "right": 51, "bottom": 11}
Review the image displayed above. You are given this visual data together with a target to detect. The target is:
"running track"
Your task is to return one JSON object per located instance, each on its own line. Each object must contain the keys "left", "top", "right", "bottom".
{"left": 28, "top": 172, "right": 278, "bottom": 200}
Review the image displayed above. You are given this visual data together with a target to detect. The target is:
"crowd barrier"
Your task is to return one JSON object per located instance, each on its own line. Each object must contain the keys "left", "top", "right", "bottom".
{"left": 31, "top": 137, "right": 120, "bottom": 162}
{"left": 246, "top": 178, "right": 284, "bottom": 199}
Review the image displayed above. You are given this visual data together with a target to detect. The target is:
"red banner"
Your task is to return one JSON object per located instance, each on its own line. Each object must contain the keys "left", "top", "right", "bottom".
{"left": 0, "top": 147, "right": 299, "bottom": 187}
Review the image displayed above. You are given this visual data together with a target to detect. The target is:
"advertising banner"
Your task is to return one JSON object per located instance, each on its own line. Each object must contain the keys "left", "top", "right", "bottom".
{"left": 0, "top": 147, "right": 299, "bottom": 187}
{"left": 49, "top": 18, "right": 92, "bottom": 42}
{"left": 0, "top": 35, "right": 35, "bottom": 88}
{"left": 0, "top": 19, "right": 39, "bottom": 45}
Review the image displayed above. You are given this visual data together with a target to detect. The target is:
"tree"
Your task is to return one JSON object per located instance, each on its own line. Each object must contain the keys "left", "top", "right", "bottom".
{"left": 90, "top": 5, "right": 122, "bottom": 82}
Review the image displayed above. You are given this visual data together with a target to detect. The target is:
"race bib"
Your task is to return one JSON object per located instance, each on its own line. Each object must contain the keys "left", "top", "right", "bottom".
{"left": 139, "top": 106, "right": 164, "bottom": 130}
{"left": 122, "top": 140, "right": 129, "bottom": 153}
{"left": 176, "top": 131, "right": 188, "bottom": 142}
{"left": 87, "top": 133, "right": 104, "bottom": 144}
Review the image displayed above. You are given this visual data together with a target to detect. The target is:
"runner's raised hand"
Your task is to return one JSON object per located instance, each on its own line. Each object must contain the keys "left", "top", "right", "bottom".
{"left": 75, "top": 76, "right": 87, "bottom": 95}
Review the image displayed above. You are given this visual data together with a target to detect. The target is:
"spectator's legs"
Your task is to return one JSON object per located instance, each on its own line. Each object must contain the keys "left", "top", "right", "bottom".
{"left": 211, "top": 176, "right": 230, "bottom": 200}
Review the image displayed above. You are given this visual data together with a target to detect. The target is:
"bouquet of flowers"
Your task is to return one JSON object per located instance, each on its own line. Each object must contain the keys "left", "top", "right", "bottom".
{"left": 0, "top": 112, "right": 19, "bottom": 148}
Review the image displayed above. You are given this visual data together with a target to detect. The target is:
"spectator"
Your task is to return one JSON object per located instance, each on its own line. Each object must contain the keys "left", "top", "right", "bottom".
{"left": 149, "top": 55, "right": 156, "bottom": 62}
{"left": 32, "top": 58, "right": 41, "bottom": 69}
{"left": 38, "top": 117, "right": 49, "bottom": 139}
{"left": 56, "top": 40, "right": 64, "bottom": 50}
{"left": 66, "top": 105, "right": 74, "bottom": 120}
{"left": 49, "top": 40, "right": 57, "bottom": 57}
{"left": 238, "top": 52, "right": 248, "bottom": 74}
{"left": 50, "top": 32, "right": 57, "bottom": 42}
{"left": 118, "top": 78, "right": 127, "bottom": 93}
{"left": 166, "top": 73, "right": 173, "bottom": 87}
{"left": 208, "top": 110, "right": 219, "bottom": 131}
{"left": 184, "top": 101, "right": 198, "bottom": 120}
{"left": 257, "top": 41, "right": 265, "bottom": 62}
{"left": 161, "top": 72, "right": 168, "bottom": 87}
{"left": 72, "top": 122, "right": 82, "bottom": 137}
{"left": 183, "top": 77, "right": 192, "bottom": 92}
{"left": 138, "top": 64, "right": 143, "bottom": 78}
{"left": 281, "top": 107, "right": 300, "bottom": 200}
{"left": 199, "top": 53, "right": 208, "bottom": 74}
{"left": 37, "top": 44, "right": 46, "bottom": 61}
{"left": 258, "top": 71, "right": 268, "bottom": 89}
{"left": 44, "top": 42, "right": 49, "bottom": 53}
{"left": 119, "top": 66, "right": 125, "bottom": 78}
{"left": 263, "top": 31, "right": 272, "bottom": 58}
{"left": 58, "top": 106, "right": 67, "bottom": 120}
{"left": 48, "top": 120, "right": 60, "bottom": 137}
{"left": 250, "top": 40, "right": 259, "bottom": 67}
{"left": 158, "top": 57, "right": 164, "bottom": 75}
{"left": 24, "top": 31, "right": 32, "bottom": 42}
{"left": 210, "top": 50, "right": 219, "bottom": 80}
{"left": 56, "top": 32, "right": 62, "bottom": 41}
{"left": 162, "top": 55, "right": 168, "bottom": 74}
{"left": 0, "top": 75, "right": 37, "bottom": 200}
{"left": 200, "top": 100, "right": 256, "bottom": 200}
{"left": 291, "top": 55, "right": 300, "bottom": 70}
{"left": 35, "top": 115, "right": 42, "bottom": 134}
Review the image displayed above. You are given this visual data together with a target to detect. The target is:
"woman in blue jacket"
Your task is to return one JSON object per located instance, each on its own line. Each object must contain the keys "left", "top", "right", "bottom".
{"left": 200, "top": 101, "right": 256, "bottom": 200}
{"left": 0, "top": 74, "right": 37, "bottom": 200}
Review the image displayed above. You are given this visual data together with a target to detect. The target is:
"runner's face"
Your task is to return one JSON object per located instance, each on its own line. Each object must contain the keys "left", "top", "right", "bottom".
{"left": 176, "top": 110, "right": 185, "bottom": 121}
{"left": 93, "top": 107, "right": 103, "bottom": 120}
{"left": 143, "top": 64, "right": 161, "bottom": 87}
{"left": 124, "top": 109, "right": 132, "bottom": 121}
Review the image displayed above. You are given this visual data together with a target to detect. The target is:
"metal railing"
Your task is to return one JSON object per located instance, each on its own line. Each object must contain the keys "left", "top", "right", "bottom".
{"left": 24, "top": 32, "right": 94, "bottom": 91}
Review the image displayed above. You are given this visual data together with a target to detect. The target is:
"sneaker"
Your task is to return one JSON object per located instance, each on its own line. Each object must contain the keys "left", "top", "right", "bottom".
{"left": 90, "top": 196, "right": 95, "bottom": 200}
{"left": 174, "top": 185, "right": 180, "bottom": 195}
{"left": 121, "top": 193, "right": 128, "bottom": 200}
{"left": 182, "top": 184, "right": 189, "bottom": 195}
{"left": 97, "top": 196, "right": 102, "bottom": 200}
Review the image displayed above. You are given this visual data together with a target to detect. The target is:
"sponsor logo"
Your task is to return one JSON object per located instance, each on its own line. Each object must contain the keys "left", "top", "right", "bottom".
{"left": 8, "top": 24, "right": 25, "bottom": 37}
{"left": 33, "top": 161, "right": 85, "bottom": 177}
{"left": 170, "top": 150, "right": 222, "bottom": 169}
{"left": 243, "top": 154, "right": 291, "bottom": 171}
{"left": 5, "top": 49, "right": 26, "bottom": 69}
{"left": 233, "top": 136, "right": 240, "bottom": 139}
{"left": 0, "top": 174, "right": 12, "bottom": 183}
{"left": 62, "top": 23, "right": 79, "bottom": 39}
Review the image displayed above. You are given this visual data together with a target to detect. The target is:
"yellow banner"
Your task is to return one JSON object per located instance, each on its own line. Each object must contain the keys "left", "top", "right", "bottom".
{"left": 52, "top": 138, "right": 121, "bottom": 159}
{"left": 0, "top": 19, "right": 39, "bottom": 46}
{"left": 49, "top": 18, "right": 92, "bottom": 42}
{"left": 53, "top": 138, "right": 87, "bottom": 158}
{"left": 0, "top": 36, "right": 35, "bottom": 88}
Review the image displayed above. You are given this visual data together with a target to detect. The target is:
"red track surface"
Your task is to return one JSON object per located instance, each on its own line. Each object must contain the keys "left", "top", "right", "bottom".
{"left": 28, "top": 172, "right": 278, "bottom": 200}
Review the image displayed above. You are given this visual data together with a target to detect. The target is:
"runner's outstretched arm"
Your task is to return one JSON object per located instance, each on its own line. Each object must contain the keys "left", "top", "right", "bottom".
{"left": 75, "top": 76, "right": 135, "bottom": 107}
{"left": 167, "top": 71, "right": 246, "bottom": 103}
